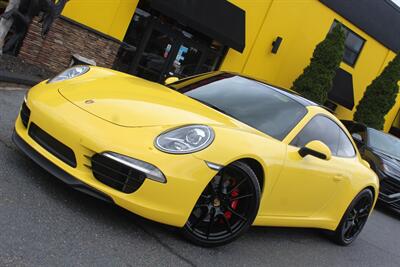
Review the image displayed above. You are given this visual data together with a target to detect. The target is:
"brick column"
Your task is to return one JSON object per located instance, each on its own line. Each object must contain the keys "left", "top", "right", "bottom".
{"left": 19, "top": 17, "right": 121, "bottom": 73}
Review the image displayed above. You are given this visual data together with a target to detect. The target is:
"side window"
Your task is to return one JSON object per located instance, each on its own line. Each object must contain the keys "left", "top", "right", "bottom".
{"left": 329, "top": 20, "right": 365, "bottom": 67}
{"left": 291, "top": 116, "right": 340, "bottom": 155}
{"left": 337, "top": 129, "right": 356, "bottom": 157}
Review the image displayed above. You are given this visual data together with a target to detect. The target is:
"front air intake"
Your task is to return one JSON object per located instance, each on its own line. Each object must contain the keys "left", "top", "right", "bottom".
{"left": 20, "top": 101, "right": 31, "bottom": 128}
{"left": 28, "top": 123, "right": 77, "bottom": 168}
{"left": 90, "top": 154, "right": 145, "bottom": 193}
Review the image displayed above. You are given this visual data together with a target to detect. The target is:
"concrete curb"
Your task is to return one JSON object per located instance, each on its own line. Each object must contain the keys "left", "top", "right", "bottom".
{"left": 0, "top": 85, "right": 28, "bottom": 91}
{"left": 0, "top": 71, "right": 44, "bottom": 86}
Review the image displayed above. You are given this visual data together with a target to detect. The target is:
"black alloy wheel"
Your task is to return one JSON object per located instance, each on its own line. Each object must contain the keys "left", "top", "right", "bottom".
{"left": 182, "top": 161, "right": 261, "bottom": 247}
{"left": 332, "top": 189, "right": 374, "bottom": 246}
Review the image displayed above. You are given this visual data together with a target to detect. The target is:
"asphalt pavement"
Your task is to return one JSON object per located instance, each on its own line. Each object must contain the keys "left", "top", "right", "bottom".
{"left": 1, "top": 85, "right": 400, "bottom": 267}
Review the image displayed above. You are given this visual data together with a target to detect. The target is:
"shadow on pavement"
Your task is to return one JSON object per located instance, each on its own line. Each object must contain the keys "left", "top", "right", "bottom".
{"left": 375, "top": 202, "right": 400, "bottom": 220}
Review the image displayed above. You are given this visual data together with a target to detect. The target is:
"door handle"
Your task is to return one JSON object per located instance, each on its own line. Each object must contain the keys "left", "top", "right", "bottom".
{"left": 333, "top": 174, "right": 345, "bottom": 182}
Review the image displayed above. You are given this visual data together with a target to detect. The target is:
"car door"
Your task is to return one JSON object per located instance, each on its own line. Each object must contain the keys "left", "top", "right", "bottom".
{"left": 265, "top": 115, "right": 356, "bottom": 217}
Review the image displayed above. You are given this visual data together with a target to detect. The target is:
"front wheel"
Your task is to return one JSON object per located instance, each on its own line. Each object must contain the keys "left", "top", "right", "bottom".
{"left": 182, "top": 161, "right": 261, "bottom": 247}
{"left": 332, "top": 189, "right": 374, "bottom": 246}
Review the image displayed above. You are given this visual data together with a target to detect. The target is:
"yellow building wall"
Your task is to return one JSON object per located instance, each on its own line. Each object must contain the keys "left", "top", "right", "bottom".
{"left": 221, "top": 0, "right": 274, "bottom": 73}
{"left": 62, "top": 0, "right": 139, "bottom": 41}
{"left": 222, "top": 0, "right": 398, "bottom": 132}
{"left": 392, "top": 109, "right": 400, "bottom": 129}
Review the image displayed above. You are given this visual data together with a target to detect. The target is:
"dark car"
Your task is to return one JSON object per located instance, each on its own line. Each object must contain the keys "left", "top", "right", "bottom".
{"left": 342, "top": 120, "right": 400, "bottom": 212}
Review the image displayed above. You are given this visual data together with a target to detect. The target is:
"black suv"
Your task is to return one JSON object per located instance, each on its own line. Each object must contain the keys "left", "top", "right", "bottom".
{"left": 342, "top": 120, "right": 400, "bottom": 212}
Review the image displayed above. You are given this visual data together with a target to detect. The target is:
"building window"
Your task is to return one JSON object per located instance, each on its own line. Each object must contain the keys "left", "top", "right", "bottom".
{"left": 330, "top": 21, "right": 365, "bottom": 67}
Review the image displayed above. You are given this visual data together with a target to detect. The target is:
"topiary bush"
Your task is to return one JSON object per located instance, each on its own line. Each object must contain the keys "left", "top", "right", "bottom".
{"left": 292, "top": 24, "right": 345, "bottom": 104}
{"left": 354, "top": 53, "right": 400, "bottom": 130}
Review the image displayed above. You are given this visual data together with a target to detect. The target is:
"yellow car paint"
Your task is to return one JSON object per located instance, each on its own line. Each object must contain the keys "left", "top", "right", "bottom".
{"left": 16, "top": 67, "right": 379, "bottom": 231}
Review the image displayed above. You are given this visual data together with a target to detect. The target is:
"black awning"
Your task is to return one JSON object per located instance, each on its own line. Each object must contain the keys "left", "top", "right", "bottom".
{"left": 328, "top": 68, "right": 355, "bottom": 110}
{"left": 150, "top": 0, "right": 245, "bottom": 53}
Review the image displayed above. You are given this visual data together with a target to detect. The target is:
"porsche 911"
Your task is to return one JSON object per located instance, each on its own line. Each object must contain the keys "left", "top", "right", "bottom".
{"left": 13, "top": 66, "right": 379, "bottom": 246}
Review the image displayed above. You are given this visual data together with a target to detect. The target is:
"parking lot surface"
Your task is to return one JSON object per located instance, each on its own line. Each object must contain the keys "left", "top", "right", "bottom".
{"left": 1, "top": 86, "right": 400, "bottom": 266}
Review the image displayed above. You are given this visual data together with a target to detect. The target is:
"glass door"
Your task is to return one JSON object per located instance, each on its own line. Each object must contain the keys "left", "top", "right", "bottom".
{"left": 166, "top": 43, "right": 204, "bottom": 79}
{"left": 134, "top": 23, "right": 207, "bottom": 83}
{"left": 136, "top": 26, "right": 177, "bottom": 82}
{"left": 114, "top": 11, "right": 227, "bottom": 83}
{"left": 165, "top": 38, "right": 226, "bottom": 80}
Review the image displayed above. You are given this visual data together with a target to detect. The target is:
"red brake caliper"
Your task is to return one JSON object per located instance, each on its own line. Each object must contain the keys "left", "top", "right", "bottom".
{"left": 224, "top": 189, "right": 239, "bottom": 220}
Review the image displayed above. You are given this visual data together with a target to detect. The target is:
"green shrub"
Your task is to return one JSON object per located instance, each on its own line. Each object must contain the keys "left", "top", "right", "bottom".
{"left": 354, "top": 53, "right": 400, "bottom": 130}
{"left": 292, "top": 24, "right": 345, "bottom": 104}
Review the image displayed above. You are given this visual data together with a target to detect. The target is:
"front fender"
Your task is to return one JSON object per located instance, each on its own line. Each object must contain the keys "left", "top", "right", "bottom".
{"left": 193, "top": 126, "right": 287, "bottom": 211}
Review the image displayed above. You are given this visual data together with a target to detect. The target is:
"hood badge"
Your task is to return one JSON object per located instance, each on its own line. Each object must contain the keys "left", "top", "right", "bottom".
{"left": 85, "top": 99, "right": 95, "bottom": 104}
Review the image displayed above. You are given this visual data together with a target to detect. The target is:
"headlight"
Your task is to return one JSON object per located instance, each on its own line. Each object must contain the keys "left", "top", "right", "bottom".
{"left": 381, "top": 161, "right": 397, "bottom": 176}
{"left": 155, "top": 125, "right": 214, "bottom": 154}
{"left": 48, "top": 65, "right": 90, "bottom": 83}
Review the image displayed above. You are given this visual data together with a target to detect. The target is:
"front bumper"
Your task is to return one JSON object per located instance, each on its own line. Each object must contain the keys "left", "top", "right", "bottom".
{"left": 14, "top": 96, "right": 217, "bottom": 227}
{"left": 13, "top": 130, "right": 113, "bottom": 203}
{"left": 377, "top": 170, "right": 400, "bottom": 211}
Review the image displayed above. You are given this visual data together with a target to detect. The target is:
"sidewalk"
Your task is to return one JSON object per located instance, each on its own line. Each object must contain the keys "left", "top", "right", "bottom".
{"left": 0, "top": 82, "right": 30, "bottom": 91}
{"left": 0, "top": 55, "right": 54, "bottom": 86}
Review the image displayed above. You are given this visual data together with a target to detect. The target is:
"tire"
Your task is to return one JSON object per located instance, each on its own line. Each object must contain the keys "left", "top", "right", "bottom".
{"left": 332, "top": 189, "right": 374, "bottom": 246}
{"left": 182, "top": 161, "right": 261, "bottom": 247}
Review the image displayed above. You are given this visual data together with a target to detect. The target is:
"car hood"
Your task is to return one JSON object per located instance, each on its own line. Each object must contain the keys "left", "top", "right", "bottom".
{"left": 58, "top": 75, "right": 242, "bottom": 128}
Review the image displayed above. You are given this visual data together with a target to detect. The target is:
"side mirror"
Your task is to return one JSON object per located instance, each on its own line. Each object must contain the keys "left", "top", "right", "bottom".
{"left": 352, "top": 133, "right": 363, "bottom": 143}
{"left": 164, "top": 76, "right": 179, "bottom": 85}
{"left": 299, "top": 140, "right": 332, "bottom": 160}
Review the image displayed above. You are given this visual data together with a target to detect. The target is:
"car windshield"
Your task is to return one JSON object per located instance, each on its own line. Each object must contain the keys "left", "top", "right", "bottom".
{"left": 368, "top": 128, "right": 400, "bottom": 159}
{"left": 171, "top": 73, "right": 307, "bottom": 140}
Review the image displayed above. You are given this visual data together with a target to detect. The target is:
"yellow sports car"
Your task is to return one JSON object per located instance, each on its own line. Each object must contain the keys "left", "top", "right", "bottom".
{"left": 13, "top": 66, "right": 379, "bottom": 247}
